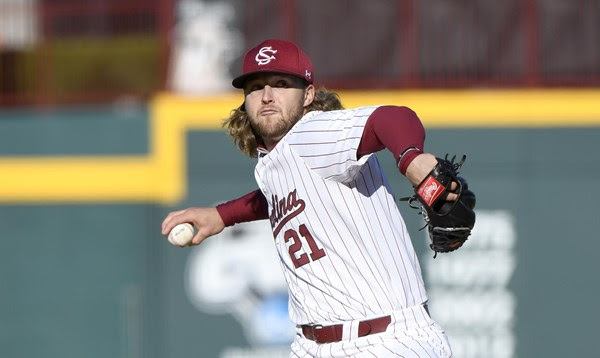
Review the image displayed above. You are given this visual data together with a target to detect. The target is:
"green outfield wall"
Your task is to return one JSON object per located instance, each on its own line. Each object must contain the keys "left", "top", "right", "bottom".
{"left": 0, "top": 90, "right": 598, "bottom": 358}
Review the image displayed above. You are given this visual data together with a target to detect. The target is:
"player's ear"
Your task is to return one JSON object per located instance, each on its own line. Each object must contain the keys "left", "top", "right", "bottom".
{"left": 303, "top": 84, "right": 315, "bottom": 107}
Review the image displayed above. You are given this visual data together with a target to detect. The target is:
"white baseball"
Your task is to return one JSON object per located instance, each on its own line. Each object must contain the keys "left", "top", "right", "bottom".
{"left": 168, "top": 223, "right": 195, "bottom": 246}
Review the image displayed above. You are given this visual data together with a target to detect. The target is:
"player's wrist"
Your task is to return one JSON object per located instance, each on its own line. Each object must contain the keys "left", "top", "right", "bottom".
{"left": 215, "top": 202, "right": 236, "bottom": 227}
{"left": 397, "top": 146, "right": 423, "bottom": 175}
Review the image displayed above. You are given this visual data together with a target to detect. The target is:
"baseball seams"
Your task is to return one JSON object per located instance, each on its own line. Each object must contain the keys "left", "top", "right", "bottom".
{"left": 254, "top": 106, "right": 428, "bottom": 326}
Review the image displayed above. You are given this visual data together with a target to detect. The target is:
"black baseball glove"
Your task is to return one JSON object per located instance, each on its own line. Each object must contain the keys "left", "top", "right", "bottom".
{"left": 404, "top": 155, "right": 476, "bottom": 257}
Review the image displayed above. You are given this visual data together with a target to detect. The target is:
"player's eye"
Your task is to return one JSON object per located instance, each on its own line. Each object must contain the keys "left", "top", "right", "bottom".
{"left": 246, "top": 84, "right": 263, "bottom": 93}
{"left": 276, "top": 80, "right": 289, "bottom": 88}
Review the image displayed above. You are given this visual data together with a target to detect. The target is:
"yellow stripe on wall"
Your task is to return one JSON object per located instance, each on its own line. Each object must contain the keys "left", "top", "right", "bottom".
{"left": 341, "top": 89, "right": 600, "bottom": 126}
{"left": 0, "top": 89, "right": 598, "bottom": 204}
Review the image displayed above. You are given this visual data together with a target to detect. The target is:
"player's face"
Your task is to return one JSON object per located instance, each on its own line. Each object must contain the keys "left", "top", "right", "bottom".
{"left": 243, "top": 74, "right": 314, "bottom": 148}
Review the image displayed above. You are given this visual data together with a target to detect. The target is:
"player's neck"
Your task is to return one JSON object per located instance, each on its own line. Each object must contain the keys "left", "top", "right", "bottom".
{"left": 263, "top": 138, "right": 281, "bottom": 151}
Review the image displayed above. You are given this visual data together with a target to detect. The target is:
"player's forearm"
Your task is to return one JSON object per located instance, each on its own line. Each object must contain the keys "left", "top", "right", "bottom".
{"left": 215, "top": 189, "right": 269, "bottom": 227}
{"left": 357, "top": 105, "right": 425, "bottom": 174}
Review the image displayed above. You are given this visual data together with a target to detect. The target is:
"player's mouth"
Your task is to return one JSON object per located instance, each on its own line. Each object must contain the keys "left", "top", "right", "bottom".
{"left": 260, "top": 108, "right": 278, "bottom": 116}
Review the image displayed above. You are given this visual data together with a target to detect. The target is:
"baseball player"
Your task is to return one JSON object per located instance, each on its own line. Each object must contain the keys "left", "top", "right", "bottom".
{"left": 162, "top": 39, "right": 475, "bottom": 357}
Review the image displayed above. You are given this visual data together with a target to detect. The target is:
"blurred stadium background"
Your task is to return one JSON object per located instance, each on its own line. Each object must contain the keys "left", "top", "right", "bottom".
{"left": 1, "top": 1, "right": 599, "bottom": 358}
{"left": 1, "top": 0, "right": 599, "bottom": 105}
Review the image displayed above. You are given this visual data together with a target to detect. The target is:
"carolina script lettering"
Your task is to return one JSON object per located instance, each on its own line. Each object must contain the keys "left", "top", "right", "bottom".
{"left": 270, "top": 189, "right": 305, "bottom": 237}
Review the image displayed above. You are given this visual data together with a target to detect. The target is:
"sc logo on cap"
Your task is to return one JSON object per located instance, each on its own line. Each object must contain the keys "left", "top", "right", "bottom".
{"left": 255, "top": 46, "right": 277, "bottom": 65}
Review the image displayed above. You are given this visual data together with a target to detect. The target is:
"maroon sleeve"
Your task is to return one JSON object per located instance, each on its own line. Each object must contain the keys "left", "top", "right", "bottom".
{"left": 357, "top": 105, "right": 425, "bottom": 175}
{"left": 215, "top": 189, "right": 269, "bottom": 227}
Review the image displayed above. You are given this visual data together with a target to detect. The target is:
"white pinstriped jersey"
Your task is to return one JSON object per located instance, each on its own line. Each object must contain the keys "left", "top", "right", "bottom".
{"left": 254, "top": 105, "right": 428, "bottom": 326}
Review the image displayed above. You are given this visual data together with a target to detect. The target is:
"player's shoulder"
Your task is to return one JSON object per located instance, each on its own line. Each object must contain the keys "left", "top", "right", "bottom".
{"left": 302, "top": 105, "right": 382, "bottom": 122}
{"left": 288, "top": 105, "right": 382, "bottom": 141}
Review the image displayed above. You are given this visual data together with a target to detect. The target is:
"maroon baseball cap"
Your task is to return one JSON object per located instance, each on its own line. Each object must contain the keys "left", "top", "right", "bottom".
{"left": 232, "top": 39, "right": 314, "bottom": 89}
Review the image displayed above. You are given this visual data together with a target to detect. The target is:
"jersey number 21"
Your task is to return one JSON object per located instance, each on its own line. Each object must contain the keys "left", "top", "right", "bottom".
{"left": 284, "top": 224, "right": 326, "bottom": 268}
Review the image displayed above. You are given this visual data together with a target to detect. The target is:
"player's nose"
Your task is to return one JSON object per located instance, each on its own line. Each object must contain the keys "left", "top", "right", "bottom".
{"left": 261, "top": 85, "right": 274, "bottom": 103}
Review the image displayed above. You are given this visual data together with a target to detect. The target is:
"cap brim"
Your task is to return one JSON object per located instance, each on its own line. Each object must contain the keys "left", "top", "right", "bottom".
{"left": 231, "top": 73, "right": 252, "bottom": 89}
{"left": 231, "top": 69, "right": 311, "bottom": 89}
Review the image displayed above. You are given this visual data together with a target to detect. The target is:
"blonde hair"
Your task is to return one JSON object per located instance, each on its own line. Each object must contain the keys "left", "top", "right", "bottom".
{"left": 223, "top": 87, "right": 343, "bottom": 157}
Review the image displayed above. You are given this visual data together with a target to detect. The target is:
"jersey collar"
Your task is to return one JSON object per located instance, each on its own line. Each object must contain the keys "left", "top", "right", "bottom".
{"left": 257, "top": 145, "right": 269, "bottom": 158}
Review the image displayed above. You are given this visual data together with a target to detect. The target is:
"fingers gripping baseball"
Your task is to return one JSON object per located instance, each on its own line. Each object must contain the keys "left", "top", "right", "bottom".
{"left": 161, "top": 207, "right": 225, "bottom": 247}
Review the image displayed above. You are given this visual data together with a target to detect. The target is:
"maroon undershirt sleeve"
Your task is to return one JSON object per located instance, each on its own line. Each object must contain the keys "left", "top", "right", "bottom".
{"left": 357, "top": 105, "right": 425, "bottom": 175}
{"left": 215, "top": 189, "right": 269, "bottom": 227}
